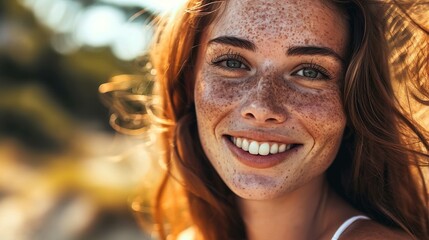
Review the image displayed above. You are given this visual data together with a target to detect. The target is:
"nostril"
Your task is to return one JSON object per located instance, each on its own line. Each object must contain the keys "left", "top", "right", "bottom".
{"left": 245, "top": 113, "right": 255, "bottom": 119}
{"left": 266, "top": 117, "right": 278, "bottom": 123}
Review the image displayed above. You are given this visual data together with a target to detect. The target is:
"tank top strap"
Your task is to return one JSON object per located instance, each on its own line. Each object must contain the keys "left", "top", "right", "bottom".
{"left": 331, "top": 215, "right": 370, "bottom": 240}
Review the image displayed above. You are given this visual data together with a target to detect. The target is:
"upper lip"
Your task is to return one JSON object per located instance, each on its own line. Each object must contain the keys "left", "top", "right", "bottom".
{"left": 224, "top": 129, "right": 301, "bottom": 145}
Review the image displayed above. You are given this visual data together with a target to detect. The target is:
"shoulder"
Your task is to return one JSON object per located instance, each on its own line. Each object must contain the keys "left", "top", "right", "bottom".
{"left": 341, "top": 219, "right": 412, "bottom": 240}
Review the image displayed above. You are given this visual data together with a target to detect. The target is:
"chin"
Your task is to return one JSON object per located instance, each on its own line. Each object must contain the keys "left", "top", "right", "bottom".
{"left": 225, "top": 170, "right": 324, "bottom": 201}
{"left": 225, "top": 173, "right": 295, "bottom": 200}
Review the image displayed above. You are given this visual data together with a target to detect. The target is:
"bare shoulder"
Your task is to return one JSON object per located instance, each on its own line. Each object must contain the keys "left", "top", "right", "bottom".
{"left": 342, "top": 220, "right": 412, "bottom": 240}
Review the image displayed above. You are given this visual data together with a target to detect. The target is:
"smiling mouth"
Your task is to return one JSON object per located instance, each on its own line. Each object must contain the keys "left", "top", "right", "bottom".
{"left": 229, "top": 136, "right": 299, "bottom": 156}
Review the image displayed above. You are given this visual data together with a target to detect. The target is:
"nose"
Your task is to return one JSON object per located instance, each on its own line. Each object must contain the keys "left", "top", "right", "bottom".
{"left": 240, "top": 77, "right": 288, "bottom": 124}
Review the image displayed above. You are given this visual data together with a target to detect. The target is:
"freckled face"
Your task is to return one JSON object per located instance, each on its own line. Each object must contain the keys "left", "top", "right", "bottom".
{"left": 194, "top": 0, "right": 349, "bottom": 200}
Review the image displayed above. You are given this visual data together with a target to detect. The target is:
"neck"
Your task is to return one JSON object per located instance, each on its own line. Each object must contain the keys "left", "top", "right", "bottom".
{"left": 237, "top": 175, "right": 332, "bottom": 240}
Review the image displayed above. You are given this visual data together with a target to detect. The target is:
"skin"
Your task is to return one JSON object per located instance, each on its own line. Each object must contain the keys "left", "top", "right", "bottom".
{"left": 195, "top": 0, "right": 347, "bottom": 201}
{"left": 192, "top": 0, "right": 410, "bottom": 239}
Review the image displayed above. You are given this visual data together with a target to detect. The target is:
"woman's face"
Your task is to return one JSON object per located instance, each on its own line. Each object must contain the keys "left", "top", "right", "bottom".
{"left": 194, "top": 0, "right": 349, "bottom": 200}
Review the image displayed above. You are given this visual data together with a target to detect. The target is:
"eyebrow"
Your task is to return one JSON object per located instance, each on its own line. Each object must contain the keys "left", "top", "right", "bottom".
{"left": 208, "top": 36, "right": 256, "bottom": 51}
{"left": 208, "top": 35, "right": 344, "bottom": 63}
{"left": 287, "top": 46, "right": 345, "bottom": 63}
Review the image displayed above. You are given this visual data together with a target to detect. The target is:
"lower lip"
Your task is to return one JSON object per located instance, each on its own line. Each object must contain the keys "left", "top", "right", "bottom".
{"left": 224, "top": 137, "right": 299, "bottom": 169}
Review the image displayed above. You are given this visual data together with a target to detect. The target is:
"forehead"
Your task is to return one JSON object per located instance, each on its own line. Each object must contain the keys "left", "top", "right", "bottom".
{"left": 207, "top": 0, "right": 349, "bottom": 56}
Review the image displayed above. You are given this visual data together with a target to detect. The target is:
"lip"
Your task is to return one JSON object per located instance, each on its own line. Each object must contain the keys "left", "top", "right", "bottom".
{"left": 224, "top": 135, "right": 301, "bottom": 169}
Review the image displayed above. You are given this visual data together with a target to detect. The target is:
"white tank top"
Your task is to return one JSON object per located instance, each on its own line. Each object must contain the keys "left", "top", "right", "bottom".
{"left": 331, "top": 215, "right": 370, "bottom": 240}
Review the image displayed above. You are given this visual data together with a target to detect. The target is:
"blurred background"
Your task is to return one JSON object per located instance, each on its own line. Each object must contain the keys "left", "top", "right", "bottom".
{"left": 0, "top": 0, "right": 185, "bottom": 239}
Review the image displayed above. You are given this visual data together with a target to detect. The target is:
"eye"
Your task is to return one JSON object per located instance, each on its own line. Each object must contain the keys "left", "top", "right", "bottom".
{"left": 293, "top": 65, "right": 331, "bottom": 80}
{"left": 224, "top": 59, "right": 246, "bottom": 69}
{"left": 296, "top": 68, "right": 322, "bottom": 78}
{"left": 211, "top": 51, "right": 250, "bottom": 71}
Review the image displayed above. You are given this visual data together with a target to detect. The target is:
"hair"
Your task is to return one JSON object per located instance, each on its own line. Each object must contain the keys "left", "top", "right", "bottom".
{"left": 102, "top": 0, "right": 429, "bottom": 239}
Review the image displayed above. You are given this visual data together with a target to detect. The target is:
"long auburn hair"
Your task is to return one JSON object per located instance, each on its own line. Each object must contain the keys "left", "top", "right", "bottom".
{"left": 104, "top": 0, "right": 429, "bottom": 239}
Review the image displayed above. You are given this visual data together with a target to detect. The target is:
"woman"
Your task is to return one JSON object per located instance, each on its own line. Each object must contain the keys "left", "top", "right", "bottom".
{"left": 103, "top": 0, "right": 429, "bottom": 239}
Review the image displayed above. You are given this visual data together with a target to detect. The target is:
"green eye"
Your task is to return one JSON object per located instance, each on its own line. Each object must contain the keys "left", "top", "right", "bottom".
{"left": 302, "top": 68, "right": 318, "bottom": 78}
{"left": 211, "top": 52, "right": 250, "bottom": 71}
{"left": 225, "top": 59, "right": 245, "bottom": 69}
{"left": 295, "top": 67, "right": 328, "bottom": 79}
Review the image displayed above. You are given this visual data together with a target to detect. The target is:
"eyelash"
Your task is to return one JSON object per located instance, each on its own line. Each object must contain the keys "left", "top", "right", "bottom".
{"left": 293, "top": 63, "right": 332, "bottom": 80}
{"left": 210, "top": 51, "right": 332, "bottom": 80}
{"left": 210, "top": 50, "right": 250, "bottom": 70}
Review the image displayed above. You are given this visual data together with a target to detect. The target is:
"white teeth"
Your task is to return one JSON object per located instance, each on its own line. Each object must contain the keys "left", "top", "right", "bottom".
{"left": 259, "top": 143, "right": 270, "bottom": 156}
{"left": 249, "top": 141, "right": 259, "bottom": 155}
{"left": 270, "top": 143, "right": 279, "bottom": 154}
{"left": 279, "top": 144, "right": 286, "bottom": 153}
{"left": 242, "top": 139, "right": 249, "bottom": 151}
{"left": 231, "top": 137, "right": 294, "bottom": 155}
{"left": 236, "top": 138, "right": 242, "bottom": 148}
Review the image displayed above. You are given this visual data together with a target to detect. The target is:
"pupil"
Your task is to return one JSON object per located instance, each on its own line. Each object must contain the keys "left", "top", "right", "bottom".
{"left": 226, "top": 60, "right": 241, "bottom": 68}
{"left": 303, "top": 68, "right": 317, "bottom": 78}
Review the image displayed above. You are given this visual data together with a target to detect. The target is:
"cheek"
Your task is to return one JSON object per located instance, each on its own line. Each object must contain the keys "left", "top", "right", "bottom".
{"left": 194, "top": 70, "right": 242, "bottom": 120}
{"left": 293, "top": 90, "right": 346, "bottom": 161}
{"left": 293, "top": 91, "right": 345, "bottom": 133}
{"left": 194, "top": 71, "right": 238, "bottom": 177}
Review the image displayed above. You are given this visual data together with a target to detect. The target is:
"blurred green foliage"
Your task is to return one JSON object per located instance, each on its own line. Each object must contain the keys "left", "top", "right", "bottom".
{"left": 0, "top": 0, "right": 142, "bottom": 152}
{"left": 0, "top": 1, "right": 155, "bottom": 240}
